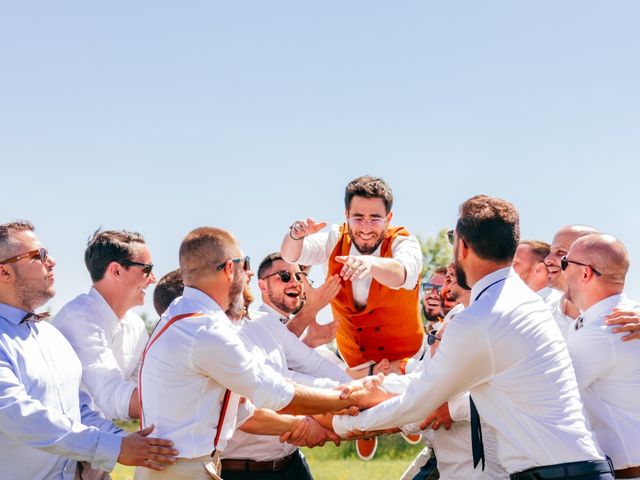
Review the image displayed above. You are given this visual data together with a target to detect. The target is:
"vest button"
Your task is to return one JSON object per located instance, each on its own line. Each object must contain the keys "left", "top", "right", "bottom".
{"left": 378, "top": 347, "right": 384, "bottom": 351}
{"left": 374, "top": 326, "right": 381, "bottom": 332}
{"left": 357, "top": 327, "right": 363, "bottom": 332}
{"left": 360, "top": 347, "right": 365, "bottom": 352}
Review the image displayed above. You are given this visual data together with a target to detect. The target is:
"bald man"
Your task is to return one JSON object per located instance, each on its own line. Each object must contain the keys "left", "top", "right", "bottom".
{"left": 562, "top": 234, "right": 640, "bottom": 478}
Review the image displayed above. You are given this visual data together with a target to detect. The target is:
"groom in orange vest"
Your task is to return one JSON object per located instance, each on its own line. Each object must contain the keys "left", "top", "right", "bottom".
{"left": 281, "top": 175, "right": 425, "bottom": 459}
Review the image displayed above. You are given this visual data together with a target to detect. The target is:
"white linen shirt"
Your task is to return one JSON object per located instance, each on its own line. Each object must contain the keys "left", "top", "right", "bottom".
{"left": 139, "top": 287, "right": 295, "bottom": 459}
{"left": 53, "top": 287, "right": 148, "bottom": 420}
{"left": 296, "top": 224, "right": 422, "bottom": 307}
{"left": 0, "top": 303, "right": 123, "bottom": 480}
{"left": 223, "top": 304, "right": 351, "bottom": 461}
{"left": 566, "top": 293, "right": 640, "bottom": 469}
{"left": 333, "top": 267, "right": 603, "bottom": 474}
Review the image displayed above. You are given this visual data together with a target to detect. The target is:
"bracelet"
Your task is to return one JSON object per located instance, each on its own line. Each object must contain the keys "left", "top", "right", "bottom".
{"left": 289, "top": 223, "right": 304, "bottom": 241}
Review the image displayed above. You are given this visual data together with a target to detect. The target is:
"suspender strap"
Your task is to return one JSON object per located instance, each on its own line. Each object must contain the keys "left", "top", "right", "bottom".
{"left": 213, "top": 389, "right": 232, "bottom": 450}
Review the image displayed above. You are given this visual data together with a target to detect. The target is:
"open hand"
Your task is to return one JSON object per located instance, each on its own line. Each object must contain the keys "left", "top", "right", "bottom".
{"left": 419, "top": 402, "right": 453, "bottom": 431}
{"left": 290, "top": 218, "right": 327, "bottom": 239}
{"left": 335, "top": 255, "right": 374, "bottom": 281}
{"left": 606, "top": 308, "right": 640, "bottom": 341}
{"left": 118, "top": 425, "right": 178, "bottom": 471}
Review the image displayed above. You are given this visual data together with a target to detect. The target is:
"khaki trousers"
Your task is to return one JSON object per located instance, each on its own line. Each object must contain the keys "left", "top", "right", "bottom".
{"left": 134, "top": 455, "right": 214, "bottom": 480}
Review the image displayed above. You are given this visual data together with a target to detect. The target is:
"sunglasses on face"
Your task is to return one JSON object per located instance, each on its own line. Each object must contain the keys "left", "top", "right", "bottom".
{"left": 447, "top": 229, "right": 455, "bottom": 246}
{"left": 347, "top": 217, "right": 386, "bottom": 228}
{"left": 261, "top": 270, "right": 307, "bottom": 283}
{"left": 423, "top": 283, "right": 442, "bottom": 295}
{"left": 216, "top": 256, "right": 251, "bottom": 272}
{"left": 560, "top": 256, "right": 602, "bottom": 277}
{"left": 120, "top": 259, "right": 154, "bottom": 276}
{"left": 0, "top": 248, "right": 49, "bottom": 265}
{"left": 426, "top": 329, "right": 442, "bottom": 346}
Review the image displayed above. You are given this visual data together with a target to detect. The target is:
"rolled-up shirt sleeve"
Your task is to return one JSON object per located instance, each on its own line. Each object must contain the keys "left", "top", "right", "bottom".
{"left": 390, "top": 235, "right": 422, "bottom": 291}
{"left": 191, "top": 324, "right": 295, "bottom": 412}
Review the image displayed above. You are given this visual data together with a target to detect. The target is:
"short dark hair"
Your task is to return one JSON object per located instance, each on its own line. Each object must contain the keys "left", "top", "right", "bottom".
{"left": 431, "top": 266, "right": 448, "bottom": 277}
{"left": 258, "top": 252, "right": 285, "bottom": 279}
{"left": 344, "top": 175, "right": 394, "bottom": 213}
{"left": 85, "top": 229, "right": 146, "bottom": 282}
{"left": 456, "top": 195, "right": 520, "bottom": 262}
{"left": 153, "top": 269, "right": 184, "bottom": 316}
{"left": 0, "top": 220, "right": 35, "bottom": 260}
{"left": 520, "top": 240, "right": 550, "bottom": 263}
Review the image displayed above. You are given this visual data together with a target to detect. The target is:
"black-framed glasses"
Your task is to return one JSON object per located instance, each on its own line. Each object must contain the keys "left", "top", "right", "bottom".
{"left": 560, "top": 256, "right": 601, "bottom": 277}
{"left": 447, "top": 229, "right": 455, "bottom": 246}
{"left": 0, "top": 248, "right": 48, "bottom": 265}
{"left": 426, "top": 329, "right": 442, "bottom": 346}
{"left": 120, "top": 259, "right": 154, "bottom": 276}
{"left": 423, "top": 283, "right": 442, "bottom": 295}
{"left": 261, "top": 270, "right": 307, "bottom": 283}
{"left": 216, "top": 256, "right": 251, "bottom": 272}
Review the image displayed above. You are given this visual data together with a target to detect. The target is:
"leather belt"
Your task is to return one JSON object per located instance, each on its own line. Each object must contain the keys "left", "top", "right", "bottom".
{"left": 221, "top": 451, "right": 297, "bottom": 472}
{"left": 615, "top": 466, "right": 640, "bottom": 478}
{"left": 510, "top": 459, "right": 613, "bottom": 479}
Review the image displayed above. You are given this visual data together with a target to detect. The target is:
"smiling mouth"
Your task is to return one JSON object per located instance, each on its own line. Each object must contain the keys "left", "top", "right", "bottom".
{"left": 285, "top": 292, "right": 299, "bottom": 298}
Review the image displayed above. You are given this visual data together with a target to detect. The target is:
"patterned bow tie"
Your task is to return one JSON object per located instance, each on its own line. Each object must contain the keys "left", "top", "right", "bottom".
{"left": 21, "top": 312, "right": 50, "bottom": 323}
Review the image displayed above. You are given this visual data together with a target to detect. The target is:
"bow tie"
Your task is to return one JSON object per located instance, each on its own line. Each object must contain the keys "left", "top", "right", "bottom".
{"left": 574, "top": 315, "right": 584, "bottom": 330}
{"left": 21, "top": 312, "right": 50, "bottom": 323}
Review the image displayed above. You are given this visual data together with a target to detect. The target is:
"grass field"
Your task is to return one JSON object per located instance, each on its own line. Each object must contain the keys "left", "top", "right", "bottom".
{"left": 112, "top": 435, "right": 424, "bottom": 479}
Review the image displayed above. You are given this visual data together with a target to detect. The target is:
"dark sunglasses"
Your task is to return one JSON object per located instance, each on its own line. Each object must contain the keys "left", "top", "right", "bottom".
{"left": 216, "top": 256, "right": 251, "bottom": 272}
{"left": 560, "top": 256, "right": 601, "bottom": 277}
{"left": 120, "top": 259, "right": 154, "bottom": 276}
{"left": 426, "top": 329, "right": 442, "bottom": 346}
{"left": 0, "top": 248, "right": 48, "bottom": 265}
{"left": 261, "top": 270, "right": 307, "bottom": 283}
{"left": 423, "top": 283, "right": 442, "bottom": 295}
{"left": 447, "top": 229, "right": 455, "bottom": 246}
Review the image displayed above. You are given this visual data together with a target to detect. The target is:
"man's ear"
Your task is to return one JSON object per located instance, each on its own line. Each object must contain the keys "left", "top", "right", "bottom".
{"left": 386, "top": 211, "right": 393, "bottom": 224}
{"left": 0, "top": 264, "right": 15, "bottom": 284}
{"left": 258, "top": 279, "right": 268, "bottom": 294}
{"left": 105, "top": 261, "right": 122, "bottom": 280}
{"left": 456, "top": 238, "right": 469, "bottom": 261}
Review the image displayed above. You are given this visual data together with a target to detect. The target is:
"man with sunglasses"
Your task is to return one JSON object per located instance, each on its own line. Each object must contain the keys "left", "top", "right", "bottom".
{"left": 421, "top": 267, "right": 447, "bottom": 331}
{"left": 334, "top": 195, "right": 613, "bottom": 479}
{"left": 54, "top": 230, "right": 156, "bottom": 422}
{"left": 0, "top": 221, "right": 178, "bottom": 479}
{"left": 561, "top": 234, "right": 640, "bottom": 478}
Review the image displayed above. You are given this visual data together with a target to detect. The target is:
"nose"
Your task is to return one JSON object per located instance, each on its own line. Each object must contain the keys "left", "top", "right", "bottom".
{"left": 149, "top": 271, "right": 157, "bottom": 284}
{"left": 46, "top": 254, "right": 56, "bottom": 268}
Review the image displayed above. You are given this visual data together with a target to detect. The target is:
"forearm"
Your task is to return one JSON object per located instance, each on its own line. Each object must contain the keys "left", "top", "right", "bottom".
{"left": 370, "top": 258, "right": 407, "bottom": 288}
{"left": 239, "top": 409, "right": 302, "bottom": 436}
{"left": 279, "top": 385, "right": 350, "bottom": 415}
{"left": 281, "top": 234, "right": 304, "bottom": 263}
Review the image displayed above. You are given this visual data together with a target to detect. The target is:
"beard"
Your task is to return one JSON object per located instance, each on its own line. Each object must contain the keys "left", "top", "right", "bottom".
{"left": 226, "top": 270, "right": 247, "bottom": 321}
{"left": 348, "top": 225, "right": 385, "bottom": 255}
{"left": 422, "top": 304, "right": 442, "bottom": 322}
{"left": 14, "top": 269, "right": 55, "bottom": 312}
{"left": 454, "top": 260, "right": 472, "bottom": 291}
{"left": 268, "top": 291, "right": 301, "bottom": 316}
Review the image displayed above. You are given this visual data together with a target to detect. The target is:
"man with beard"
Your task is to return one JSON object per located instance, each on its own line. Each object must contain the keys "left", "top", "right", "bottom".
{"left": 562, "top": 234, "right": 640, "bottom": 478}
{"left": 421, "top": 267, "right": 446, "bottom": 331}
{"left": 333, "top": 195, "right": 613, "bottom": 479}
{"left": 281, "top": 175, "right": 423, "bottom": 460}
{"left": 0, "top": 221, "right": 178, "bottom": 479}
{"left": 137, "top": 227, "right": 390, "bottom": 479}
{"left": 54, "top": 230, "right": 155, "bottom": 422}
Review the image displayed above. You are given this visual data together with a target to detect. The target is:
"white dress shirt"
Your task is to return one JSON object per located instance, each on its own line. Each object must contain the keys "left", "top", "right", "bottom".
{"left": 0, "top": 303, "right": 123, "bottom": 480}
{"left": 567, "top": 293, "right": 640, "bottom": 469}
{"left": 139, "top": 287, "right": 295, "bottom": 459}
{"left": 53, "top": 287, "right": 148, "bottom": 420}
{"left": 296, "top": 224, "right": 422, "bottom": 307}
{"left": 541, "top": 289, "right": 575, "bottom": 339}
{"left": 333, "top": 267, "right": 603, "bottom": 473}
{"left": 222, "top": 303, "right": 351, "bottom": 461}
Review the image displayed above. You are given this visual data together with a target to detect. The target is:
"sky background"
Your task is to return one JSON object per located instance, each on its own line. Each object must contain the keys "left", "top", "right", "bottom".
{"left": 1, "top": 2, "right": 639, "bottom": 319}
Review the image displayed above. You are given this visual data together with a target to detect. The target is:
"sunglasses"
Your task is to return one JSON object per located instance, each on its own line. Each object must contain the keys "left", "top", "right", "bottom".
{"left": 216, "top": 256, "right": 251, "bottom": 272}
{"left": 347, "top": 217, "right": 386, "bottom": 228}
{"left": 447, "top": 229, "right": 455, "bottom": 246}
{"left": 261, "top": 270, "right": 307, "bottom": 283}
{"left": 120, "top": 259, "right": 154, "bottom": 276}
{"left": 0, "top": 248, "right": 49, "bottom": 265}
{"left": 426, "top": 329, "right": 442, "bottom": 346}
{"left": 560, "top": 256, "right": 601, "bottom": 277}
{"left": 423, "top": 283, "right": 442, "bottom": 295}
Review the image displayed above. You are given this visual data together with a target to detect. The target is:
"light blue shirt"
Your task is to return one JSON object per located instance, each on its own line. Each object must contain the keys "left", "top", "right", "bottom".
{"left": 0, "top": 302, "right": 123, "bottom": 479}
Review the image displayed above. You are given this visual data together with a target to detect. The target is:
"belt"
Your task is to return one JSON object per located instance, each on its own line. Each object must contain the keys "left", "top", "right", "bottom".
{"left": 221, "top": 451, "right": 297, "bottom": 472}
{"left": 615, "top": 466, "right": 640, "bottom": 478}
{"left": 510, "top": 460, "right": 613, "bottom": 479}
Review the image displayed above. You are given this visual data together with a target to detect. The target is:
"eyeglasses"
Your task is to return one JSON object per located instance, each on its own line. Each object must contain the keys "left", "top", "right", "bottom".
{"left": 423, "top": 283, "right": 442, "bottom": 295}
{"left": 347, "top": 217, "right": 386, "bottom": 228}
{"left": 426, "top": 329, "right": 442, "bottom": 346}
{"left": 261, "top": 270, "right": 307, "bottom": 283}
{"left": 216, "top": 256, "right": 251, "bottom": 272}
{"left": 447, "top": 229, "right": 455, "bottom": 246}
{"left": 560, "top": 256, "right": 601, "bottom": 277}
{"left": 0, "top": 248, "right": 49, "bottom": 265}
{"left": 120, "top": 259, "right": 154, "bottom": 276}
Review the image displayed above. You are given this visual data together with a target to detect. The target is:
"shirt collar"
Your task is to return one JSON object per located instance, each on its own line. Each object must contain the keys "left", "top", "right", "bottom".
{"left": 182, "top": 286, "right": 225, "bottom": 313}
{"left": 0, "top": 302, "right": 29, "bottom": 325}
{"left": 581, "top": 293, "right": 627, "bottom": 325}
{"left": 469, "top": 266, "right": 515, "bottom": 306}
{"left": 258, "top": 303, "right": 290, "bottom": 321}
{"left": 88, "top": 286, "right": 121, "bottom": 325}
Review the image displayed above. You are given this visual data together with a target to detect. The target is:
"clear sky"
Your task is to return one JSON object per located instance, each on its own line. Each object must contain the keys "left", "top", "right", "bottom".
{"left": 2, "top": 2, "right": 639, "bottom": 318}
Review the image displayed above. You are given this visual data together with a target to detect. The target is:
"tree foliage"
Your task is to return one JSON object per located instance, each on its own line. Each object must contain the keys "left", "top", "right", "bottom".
{"left": 418, "top": 228, "right": 453, "bottom": 278}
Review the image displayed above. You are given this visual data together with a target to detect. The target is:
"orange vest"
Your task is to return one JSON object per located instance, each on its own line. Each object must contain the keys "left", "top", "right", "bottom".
{"left": 328, "top": 225, "right": 424, "bottom": 367}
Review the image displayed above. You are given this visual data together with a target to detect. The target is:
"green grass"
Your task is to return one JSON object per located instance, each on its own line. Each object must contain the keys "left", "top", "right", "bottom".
{"left": 113, "top": 435, "right": 423, "bottom": 479}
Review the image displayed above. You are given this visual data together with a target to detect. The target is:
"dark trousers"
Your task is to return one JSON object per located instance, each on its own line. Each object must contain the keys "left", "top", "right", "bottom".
{"left": 412, "top": 455, "right": 439, "bottom": 480}
{"left": 510, "top": 460, "right": 614, "bottom": 480}
{"left": 222, "top": 451, "right": 313, "bottom": 480}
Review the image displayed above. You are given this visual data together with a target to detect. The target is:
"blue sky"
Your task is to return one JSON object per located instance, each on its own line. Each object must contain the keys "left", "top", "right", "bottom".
{"left": 1, "top": 2, "right": 639, "bottom": 317}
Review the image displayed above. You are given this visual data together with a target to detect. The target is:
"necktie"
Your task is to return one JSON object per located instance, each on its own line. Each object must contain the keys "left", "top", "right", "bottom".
{"left": 470, "top": 396, "right": 485, "bottom": 471}
{"left": 21, "top": 312, "right": 50, "bottom": 323}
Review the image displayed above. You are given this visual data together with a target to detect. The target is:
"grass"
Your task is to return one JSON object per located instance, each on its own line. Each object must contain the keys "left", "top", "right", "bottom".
{"left": 112, "top": 434, "right": 424, "bottom": 480}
